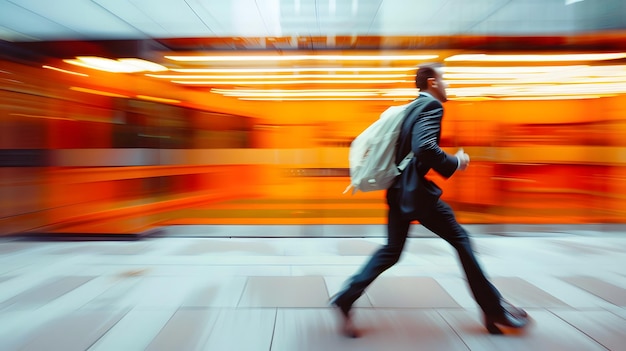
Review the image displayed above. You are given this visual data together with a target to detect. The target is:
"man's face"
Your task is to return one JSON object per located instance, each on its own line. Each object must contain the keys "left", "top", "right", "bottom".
{"left": 430, "top": 68, "right": 448, "bottom": 103}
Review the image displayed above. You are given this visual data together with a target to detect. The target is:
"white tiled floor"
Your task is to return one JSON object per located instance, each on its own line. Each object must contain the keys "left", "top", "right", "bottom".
{"left": 1, "top": 225, "right": 625, "bottom": 351}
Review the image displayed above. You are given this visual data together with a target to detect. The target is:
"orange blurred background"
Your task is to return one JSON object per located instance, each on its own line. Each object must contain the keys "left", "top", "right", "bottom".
{"left": 2, "top": 38, "right": 626, "bottom": 236}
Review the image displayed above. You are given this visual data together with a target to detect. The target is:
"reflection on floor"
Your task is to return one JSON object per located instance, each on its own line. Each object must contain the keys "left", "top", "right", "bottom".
{"left": 1, "top": 225, "right": 625, "bottom": 351}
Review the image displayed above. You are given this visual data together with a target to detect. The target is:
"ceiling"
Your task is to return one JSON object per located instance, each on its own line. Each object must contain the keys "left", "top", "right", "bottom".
{"left": 2, "top": 0, "right": 626, "bottom": 64}
{"left": 2, "top": 0, "right": 626, "bottom": 102}
{"left": 1, "top": 0, "right": 625, "bottom": 43}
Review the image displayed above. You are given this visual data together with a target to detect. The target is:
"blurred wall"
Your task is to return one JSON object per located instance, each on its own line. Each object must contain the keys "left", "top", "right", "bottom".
{"left": 1, "top": 58, "right": 626, "bottom": 235}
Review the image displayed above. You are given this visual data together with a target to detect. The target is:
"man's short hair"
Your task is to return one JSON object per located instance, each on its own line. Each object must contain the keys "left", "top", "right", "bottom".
{"left": 415, "top": 62, "right": 443, "bottom": 90}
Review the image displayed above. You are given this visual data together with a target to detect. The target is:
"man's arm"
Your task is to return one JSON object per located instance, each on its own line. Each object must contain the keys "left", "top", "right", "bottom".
{"left": 410, "top": 100, "right": 459, "bottom": 178}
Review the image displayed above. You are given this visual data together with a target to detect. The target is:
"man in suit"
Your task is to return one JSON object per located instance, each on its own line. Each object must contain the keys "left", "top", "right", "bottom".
{"left": 331, "top": 62, "right": 529, "bottom": 337}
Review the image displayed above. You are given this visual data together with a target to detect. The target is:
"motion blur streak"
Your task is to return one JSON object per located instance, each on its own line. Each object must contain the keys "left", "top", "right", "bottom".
{"left": 1, "top": 46, "right": 626, "bottom": 236}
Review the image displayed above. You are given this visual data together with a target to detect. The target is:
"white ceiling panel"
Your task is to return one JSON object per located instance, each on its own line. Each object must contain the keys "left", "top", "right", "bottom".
{"left": 309, "top": 0, "right": 384, "bottom": 36}
{"left": 3, "top": 0, "right": 141, "bottom": 39}
{"left": 0, "top": 0, "right": 80, "bottom": 40}
{"left": 488, "top": 0, "right": 570, "bottom": 22}
{"left": 124, "top": 0, "right": 213, "bottom": 37}
{"left": 186, "top": 0, "right": 231, "bottom": 35}
{"left": 0, "top": 0, "right": 624, "bottom": 42}
{"left": 283, "top": 0, "right": 319, "bottom": 18}
{"left": 230, "top": 0, "right": 279, "bottom": 36}
{"left": 92, "top": 0, "right": 169, "bottom": 38}
{"left": 279, "top": 0, "right": 323, "bottom": 36}
{"left": 377, "top": 0, "right": 445, "bottom": 24}
{"left": 374, "top": 1, "right": 452, "bottom": 35}
{"left": 256, "top": 0, "right": 283, "bottom": 36}
{"left": 430, "top": 0, "right": 513, "bottom": 34}
{"left": 187, "top": 0, "right": 275, "bottom": 37}
{"left": 315, "top": 15, "right": 369, "bottom": 35}
{"left": 478, "top": 0, "right": 576, "bottom": 35}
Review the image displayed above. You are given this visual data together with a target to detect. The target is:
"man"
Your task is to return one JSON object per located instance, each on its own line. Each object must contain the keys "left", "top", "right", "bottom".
{"left": 330, "top": 62, "right": 529, "bottom": 337}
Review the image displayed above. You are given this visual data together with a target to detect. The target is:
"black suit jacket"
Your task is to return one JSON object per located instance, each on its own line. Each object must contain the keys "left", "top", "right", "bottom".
{"left": 388, "top": 93, "right": 458, "bottom": 218}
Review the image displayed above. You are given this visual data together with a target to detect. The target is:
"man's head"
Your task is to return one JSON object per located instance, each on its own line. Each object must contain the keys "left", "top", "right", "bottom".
{"left": 415, "top": 62, "right": 448, "bottom": 103}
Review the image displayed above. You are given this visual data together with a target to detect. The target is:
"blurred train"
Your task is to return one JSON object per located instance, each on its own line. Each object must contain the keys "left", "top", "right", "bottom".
{"left": 1, "top": 45, "right": 626, "bottom": 236}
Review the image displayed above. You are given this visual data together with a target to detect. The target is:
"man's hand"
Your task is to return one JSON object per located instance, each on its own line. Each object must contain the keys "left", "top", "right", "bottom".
{"left": 455, "top": 148, "right": 470, "bottom": 171}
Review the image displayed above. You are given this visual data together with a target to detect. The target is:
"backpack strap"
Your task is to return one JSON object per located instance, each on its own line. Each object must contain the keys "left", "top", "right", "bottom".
{"left": 397, "top": 151, "right": 413, "bottom": 172}
{"left": 395, "top": 96, "right": 433, "bottom": 171}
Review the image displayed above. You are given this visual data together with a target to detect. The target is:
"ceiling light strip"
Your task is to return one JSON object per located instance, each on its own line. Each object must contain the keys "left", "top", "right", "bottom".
{"left": 442, "top": 66, "right": 590, "bottom": 73}
{"left": 211, "top": 88, "right": 379, "bottom": 93}
{"left": 65, "top": 56, "right": 167, "bottom": 73}
{"left": 211, "top": 85, "right": 626, "bottom": 98}
{"left": 69, "top": 87, "right": 129, "bottom": 98}
{"left": 445, "top": 53, "right": 626, "bottom": 62}
{"left": 217, "top": 91, "right": 380, "bottom": 97}
{"left": 445, "top": 78, "right": 626, "bottom": 85}
{"left": 224, "top": 94, "right": 612, "bottom": 101}
{"left": 238, "top": 97, "right": 413, "bottom": 101}
{"left": 165, "top": 54, "right": 438, "bottom": 62}
{"left": 167, "top": 65, "right": 626, "bottom": 74}
{"left": 43, "top": 65, "right": 88, "bottom": 77}
{"left": 447, "top": 84, "right": 626, "bottom": 97}
{"left": 65, "top": 57, "right": 142, "bottom": 73}
{"left": 118, "top": 58, "right": 168, "bottom": 72}
{"left": 149, "top": 74, "right": 412, "bottom": 79}
{"left": 500, "top": 95, "right": 611, "bottom": 100}
{"left": 170, "top": 67, "right": 418, "bottom": 73}
{"left": 136, "top": 95, "right": 181, "bottom": 104}
{"left": 173, "top": 79, "right": 411, "bottom": 85}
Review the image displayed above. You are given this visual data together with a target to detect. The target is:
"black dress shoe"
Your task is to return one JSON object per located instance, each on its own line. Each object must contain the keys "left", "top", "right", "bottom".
{"left": 483, "top": 309, "right": 529, "bottom": 335}
{"left": 501, "top": 299, "right": 528, "bottom": 319}
{"left": 329, "top": 295, "right": 358, "bottom": 338}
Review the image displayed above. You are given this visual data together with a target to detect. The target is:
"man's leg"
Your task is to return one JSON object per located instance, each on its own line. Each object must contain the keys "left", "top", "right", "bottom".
{"left": 416, "top": 200, "right": 529, "bottom": 333}
{"left": 332, "top": 205, "right": 411, "bottom": 310}
{"left": 415, "top": 200, "right": 502, "bottom": 315}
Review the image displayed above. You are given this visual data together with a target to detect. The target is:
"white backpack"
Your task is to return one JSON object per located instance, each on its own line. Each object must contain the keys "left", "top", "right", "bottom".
{"left": 344, "top": 101, "right": 417, "bottom": 194}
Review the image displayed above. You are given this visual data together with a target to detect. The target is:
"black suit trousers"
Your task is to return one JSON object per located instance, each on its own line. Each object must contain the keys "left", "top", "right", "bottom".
{"left": 337, "top": 189, "right": 503, "bottom": 315}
